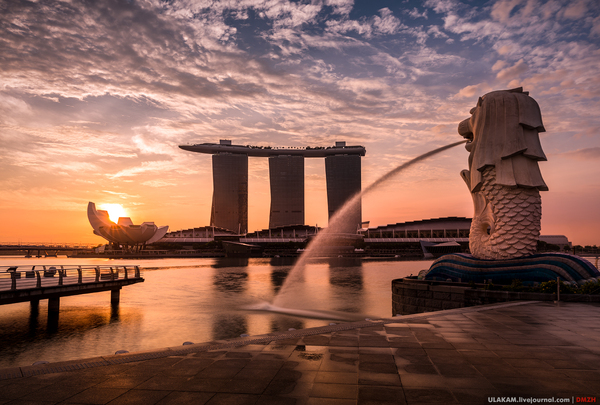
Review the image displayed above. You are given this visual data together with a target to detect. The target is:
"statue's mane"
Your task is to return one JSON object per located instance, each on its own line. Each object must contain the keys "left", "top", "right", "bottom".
{"left": 467, "top": 88, "right": 548, "bottom": 192}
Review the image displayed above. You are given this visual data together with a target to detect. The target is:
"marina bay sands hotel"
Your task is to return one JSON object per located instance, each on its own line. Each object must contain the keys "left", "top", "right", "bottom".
{"left": 179, "top": 140, "right": 366, "bottom": 234}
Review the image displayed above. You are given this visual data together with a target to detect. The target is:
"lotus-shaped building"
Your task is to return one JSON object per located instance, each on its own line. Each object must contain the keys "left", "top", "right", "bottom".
{"left": 87, "top": 202, "right": 168, "bottom": 247}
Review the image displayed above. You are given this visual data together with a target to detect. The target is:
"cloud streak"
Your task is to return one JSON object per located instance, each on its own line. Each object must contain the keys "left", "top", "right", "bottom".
{"left": 1, "top": 0, "right": 599, "bottom": 244}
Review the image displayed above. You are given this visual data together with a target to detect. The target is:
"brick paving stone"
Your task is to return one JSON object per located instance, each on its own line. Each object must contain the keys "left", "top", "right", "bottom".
{"left": 314, "top": 372, "right": 357, "bottom": 385}
{"left": 401, "top": 364, "right": 438, "bottom": 375}
{"left": 358, "top": 362, "right": 398, "bottom": 374}
{"left": 135, "top": 375, "right": 191, "bottom": 391}
{"left": 62, "top": 387, "right": 130, "bottom": 404}
{"left": 106, "top": 389, "right": 171, "bottom": 405}
{"left": 404, "top": 388, "right": 455, "bottom": 404}
{"left": 358, "top": 385, "right": 405, "bottom": 403}
{"left": 305, "top": 398, "right": 355, "bottom": 405}
{"left": 310, "top": 383, "right": 357, "bottom": 399}
{"left": 451, "top": 388, "right": 501, "bottom": 404}
{"left": 435, "top": 363, "right": 481, "bottom": 377}
{"left": 155, "top": 391, "right": 215, "bottom": 405}
{"left": 358, "top": 370, "right": 401, "bottom": 386}
{"left": 256, "top": 395, "right": 298, "bottom": 405}
{"left": 399, "top": 374, "right": 448, "bottom": 389}
{"left": 488, "top": 377, "right": 549, "bottom": 396}
{"left": 1, "top": 302, "right": 600, "bottom": 405}
{"left": 197, "top": 366, "right": 242, "bottom": 379}
{"left": 225, "top": 351, "right": 253, "bottom": 359}
{"left": 358, "top": 354, "right": 395, "bottom": 364}
{"left": 183, "top": 376, "right": 229, "bottom": 392}
{"left": 205, "top": 393, "right": 259, "bottom": 405}
{"left": 263, "top": 378, "right": 299, "bottom": 396}
{"left": 221, "top": 377, "right": 273, "bottom": 394}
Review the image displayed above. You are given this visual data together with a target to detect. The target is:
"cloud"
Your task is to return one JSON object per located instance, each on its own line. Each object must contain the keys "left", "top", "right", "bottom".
{"left": 561, "top": 0, "right": 588, "bottom": 19}
{"left": 453, "top": 83, "right": 493, "bottom": 99}
{"left": 108, "top": 161, "right": 186, "bottom": 179}
{"left": 492, "top": 60, "right": 507, "bottom": 71}
{"left": 593, "top": 15, "right": 600, "bottom": 37}
{"left": 325, "top": 7, "right": 404, "bottom": 38}
{"left": 496, "top": 59, "right": 529, "bottom": 81}
{"left": 561, "top": 147, "right": 600, "bottom": 161}
{"left": 142, "top": 180, "right": 177, "bottom": 188}
{"left": 1, "top": 0, "right": 599, "bottom": 242}
{"left": 491, "top": 0, "right": 523, "bottom": 23}
{"left": 408, "top": 7, "right": 428, "bottom": 19}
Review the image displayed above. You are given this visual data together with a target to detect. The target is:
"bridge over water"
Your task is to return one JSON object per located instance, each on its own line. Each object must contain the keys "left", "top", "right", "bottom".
{"left": 0, "top": 243, "right": 98, "bottom": 257}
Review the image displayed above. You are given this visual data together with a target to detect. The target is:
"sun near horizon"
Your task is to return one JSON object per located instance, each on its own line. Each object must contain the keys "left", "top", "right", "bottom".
{"left": 99, "top": 204, "right": 129, "bottom": 223}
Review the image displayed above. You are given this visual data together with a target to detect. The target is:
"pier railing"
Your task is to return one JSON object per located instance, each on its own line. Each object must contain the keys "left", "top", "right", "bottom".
{"left": 0, "top": 265, "right": 142, "bottom": 292}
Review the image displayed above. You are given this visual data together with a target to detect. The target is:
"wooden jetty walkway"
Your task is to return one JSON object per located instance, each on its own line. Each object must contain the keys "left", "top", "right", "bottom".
{"left": 0, "top": 265, "right": 144, "bottom": 314}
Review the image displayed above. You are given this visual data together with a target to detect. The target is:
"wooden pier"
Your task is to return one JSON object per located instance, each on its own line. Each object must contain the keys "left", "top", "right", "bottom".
{"left": 0, "top": 265, "right": 144, "bottom": 314}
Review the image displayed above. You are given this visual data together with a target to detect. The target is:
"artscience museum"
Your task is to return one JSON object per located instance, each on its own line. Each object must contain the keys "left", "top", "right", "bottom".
{"left": 87, "top": 202, "right": 169, "bottom": 249}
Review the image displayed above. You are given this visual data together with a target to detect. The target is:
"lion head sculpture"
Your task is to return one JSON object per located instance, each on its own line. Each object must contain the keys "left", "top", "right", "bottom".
{"left": 458, "top": 87, "right": 548, "bottom": 193}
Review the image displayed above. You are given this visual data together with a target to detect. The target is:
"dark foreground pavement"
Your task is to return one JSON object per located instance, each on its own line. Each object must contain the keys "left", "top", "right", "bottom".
{"left": 1, "top": 301, "right": 599, "bottom": 405}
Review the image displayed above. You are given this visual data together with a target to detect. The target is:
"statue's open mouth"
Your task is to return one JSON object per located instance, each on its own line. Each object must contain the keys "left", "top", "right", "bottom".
{"left": 458, "top": 118, "right": 473, "bottom": 147}
{"left": 463, "top": 135, "right": 474, "bottom": 151}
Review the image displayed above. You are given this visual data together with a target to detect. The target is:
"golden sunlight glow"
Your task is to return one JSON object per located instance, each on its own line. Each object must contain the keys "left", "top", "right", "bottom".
{"left": 99, "top": 203, "right": 128, "bottom": 223}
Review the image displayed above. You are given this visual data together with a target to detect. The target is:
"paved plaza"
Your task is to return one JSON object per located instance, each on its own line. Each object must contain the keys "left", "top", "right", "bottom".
{"left": 1, "top": 301, "right": 599, "bottom": 404}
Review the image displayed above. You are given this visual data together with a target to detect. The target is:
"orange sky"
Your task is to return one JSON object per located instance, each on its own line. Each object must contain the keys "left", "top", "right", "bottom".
{"left": 1, "top": 0, "right": 599, "bottom": 246}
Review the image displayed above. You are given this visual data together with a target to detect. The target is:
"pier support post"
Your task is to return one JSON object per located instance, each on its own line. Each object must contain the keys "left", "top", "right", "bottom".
{"left": 30, "top": 300, "right": 40, "bottom": 312}
{"left": 48, "top": 297, "right": 60, "bottom": 313}
{"left": 111, "top": 288, "right": 121, "bottom": 305}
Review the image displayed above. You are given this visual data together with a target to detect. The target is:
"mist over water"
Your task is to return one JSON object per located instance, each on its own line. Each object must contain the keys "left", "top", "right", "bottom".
{"left": 272, "top": 140, "right": 467, "bottom": 308}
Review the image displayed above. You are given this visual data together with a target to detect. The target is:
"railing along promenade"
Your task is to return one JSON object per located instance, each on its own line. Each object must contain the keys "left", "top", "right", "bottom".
{"left": 0, "top": 265, "right": 144, "bottom": 313}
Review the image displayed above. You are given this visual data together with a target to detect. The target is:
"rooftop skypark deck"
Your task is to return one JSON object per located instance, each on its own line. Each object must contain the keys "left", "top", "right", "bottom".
{"left": 179, "top": 140, "right": 366, "bottom": 157}
{"left": 180, "top": 140, "right": 365, "bottom": 233}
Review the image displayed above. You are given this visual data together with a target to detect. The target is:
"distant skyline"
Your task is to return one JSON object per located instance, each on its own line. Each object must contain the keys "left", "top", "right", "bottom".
{"left": 1, "top": 0, "right": 599, "bottom": 245}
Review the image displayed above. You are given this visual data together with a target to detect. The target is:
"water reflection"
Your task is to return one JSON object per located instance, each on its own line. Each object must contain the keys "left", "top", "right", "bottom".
{"left": 211, "top": 257, "right": 249, "bottom": 268}
{"left": 0, "top": 303, "right": 142, "bottom": 366}
{"left": 111, "top": 303, "right": 120, "bottom": 322}
{"left": 328, "top": 261, "right": 364, "bottom": 314}
{"left": 28, "top": 303, "right": 39, "bottom": 337}
{"left": 329, "top": 267, "right": 363, "bottom": 289}
{"left": 47, "top": 311, "right": 59, "bottom": 334}
{"left": 270, "top": 268, "right": 291, "bottom": 293}
{"left": 213, "top": 313, "right": 247, "bottom": 340}
{"left": 213, "top": 269, "right": 249, "bottom": 293}
{"left": 270, "top": 257, "right": 297, "bottom": 267}
{"left": 0, "top": 257, "right": 430, "bottom": 367}
{"left": 327, "top": 257, "right": 362, "bottom": 269}
{"left": 270, "top": 317, "right": 305, "bottom": 333}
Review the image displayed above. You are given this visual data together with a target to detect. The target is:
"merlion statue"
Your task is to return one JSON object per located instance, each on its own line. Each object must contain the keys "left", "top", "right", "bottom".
{"left": 458, "top": 87, "right": 548, "bottom": 260}
{"left": 420, "top": 89, "right": 599, "bottom": 286}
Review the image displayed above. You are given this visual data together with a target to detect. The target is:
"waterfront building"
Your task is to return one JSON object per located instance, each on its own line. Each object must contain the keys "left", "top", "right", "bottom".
{"left": 180, "top": 140, "right": 366, "bottom": 233}
{"left": 325, "top": 152, "right": 362, "bottom": 233}
{"left": 159, "top": 226, "right": 238, "bottom": 243}
{"left": 211, "top": 153, "right": 248, "bottom": 234}
{"left": 243, "top": 224, "right": 320, "bottom": 242}
{"left": 361, "top": 217, "right": 472, "bottom": 240}
{"left": 87, "top": 202, "right": 169, "bottom": 249}
{"left": 269, "top": 155, "right": 304, "bottom": 228}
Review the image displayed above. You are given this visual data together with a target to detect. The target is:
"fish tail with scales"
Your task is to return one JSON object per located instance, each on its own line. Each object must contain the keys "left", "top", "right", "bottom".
{"left": 469, "top": 167, "right": 541, "bottom": 260}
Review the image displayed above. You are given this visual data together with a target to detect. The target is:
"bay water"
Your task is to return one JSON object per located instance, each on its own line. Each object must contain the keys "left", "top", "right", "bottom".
{"left": 0, "top": 256, "right": 431, "bottom": 368}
